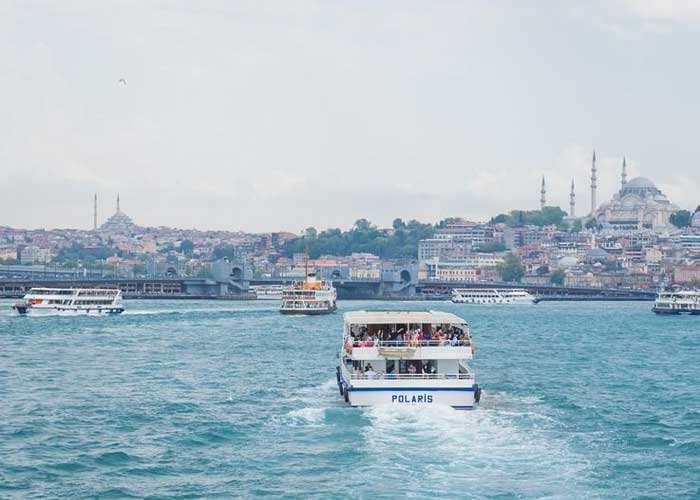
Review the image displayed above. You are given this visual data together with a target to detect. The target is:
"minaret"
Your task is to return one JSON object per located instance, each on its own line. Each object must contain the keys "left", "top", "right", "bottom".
{"left": 569, "top": 179, "right": 575, "bottom": 217}
{"left": 540, "top": 176, "right": 546, "bottom": 210}
{"left": 116, "top": 194, "right": 120, "bottom": 213}
{"left": 93, "top": 193, "right": 98, "bottom": 230}
{"left": 621, "top": 156, "right": 627, "bottom": 191}
{"left": 590, "top": 150, "right": 597, "bottom": 216}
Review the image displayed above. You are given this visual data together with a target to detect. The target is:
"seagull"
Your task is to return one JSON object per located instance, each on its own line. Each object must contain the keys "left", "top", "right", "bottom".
{"left": 118, "top": 78, "right": 127, "bottom": 86}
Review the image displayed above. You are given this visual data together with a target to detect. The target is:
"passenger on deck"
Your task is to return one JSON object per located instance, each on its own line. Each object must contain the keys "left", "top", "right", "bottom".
{"left": 365, "top": 364, "right": 376, "bottom": 379}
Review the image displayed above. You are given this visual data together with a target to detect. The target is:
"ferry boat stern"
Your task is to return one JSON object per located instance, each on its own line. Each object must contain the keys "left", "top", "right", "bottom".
{"left": 337, "top": 311, "right": 481, "bottom": 410}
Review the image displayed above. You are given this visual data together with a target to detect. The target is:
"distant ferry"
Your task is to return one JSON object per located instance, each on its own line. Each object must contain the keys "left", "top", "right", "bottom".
{"left": 337, "top": 310, "right": 481, "bottom": 409}
{"left": 652, "top": 290, "right": 700, "bottom": 315}
{"left": 280, "top": 272, "right": 337, "bottom": 315}
{"left": 451, "top": 287, "right": 537, "bottom": 304}
{"left": 251, "top": 285, "right": 284, "bottom": 301}
{"left": 12, "top": 288, "right": 125, "bottom": 316}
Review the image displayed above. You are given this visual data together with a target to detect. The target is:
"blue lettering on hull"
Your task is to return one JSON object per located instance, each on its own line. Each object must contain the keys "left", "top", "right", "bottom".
{"left": 391, "top": 394, "right": 434, "bottom": 404}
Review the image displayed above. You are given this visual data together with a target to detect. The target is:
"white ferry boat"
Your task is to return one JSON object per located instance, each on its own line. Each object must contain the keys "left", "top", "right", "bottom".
{"left": 12, "top": 288, "right": 125, "bottom": 316}
{"left": 251, "top": 285, "right": 284, "bottom": 301}
{"left": 652, "top": 290, "right": 700, "bottom": 315}
{"left": 337, "top": 310, "right": 481, "bottom": 409}
{"left": 280, "top": 272, "right": 337, "bottom": 315}
{"left": 451, "top": 287, "right": 537, "bottom": 304}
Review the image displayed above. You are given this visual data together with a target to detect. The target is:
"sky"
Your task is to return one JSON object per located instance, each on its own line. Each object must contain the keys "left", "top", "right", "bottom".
{"left": 1, "top": 0, "right": 699, "bottom": 233}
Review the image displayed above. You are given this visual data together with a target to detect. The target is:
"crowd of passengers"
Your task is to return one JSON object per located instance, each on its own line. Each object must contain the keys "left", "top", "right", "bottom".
{"left": 347, "top": 324, "right": 470, "bottom": 348}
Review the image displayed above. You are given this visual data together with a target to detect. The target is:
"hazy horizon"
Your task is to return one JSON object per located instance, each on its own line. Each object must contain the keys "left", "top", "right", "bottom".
{"left": 2, "top": 1, "right": 699, "bottom": 233}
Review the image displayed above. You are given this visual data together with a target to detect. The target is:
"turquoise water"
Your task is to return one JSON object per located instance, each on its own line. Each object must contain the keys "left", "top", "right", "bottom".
{"left": 1, "top": 299, "right": 699, "bottom": 499}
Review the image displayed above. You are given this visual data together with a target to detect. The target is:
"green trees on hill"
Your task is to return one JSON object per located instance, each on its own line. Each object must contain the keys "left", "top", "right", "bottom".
{"left": 497, "top": 253, "right": 525, "bottom": 282}
{"left": 490, "top": 206, "right": 567, "bottom": 227}
{"left": 670, "top": 210, "right": 692, "bottom": 228}
{"left": 280, "top": 219, "right": 435, "bottom": 259}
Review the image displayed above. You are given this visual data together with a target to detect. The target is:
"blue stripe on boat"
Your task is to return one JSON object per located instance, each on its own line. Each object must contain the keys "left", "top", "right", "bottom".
{"left": 348, "top": 386, "right": 475, "bottom": 392}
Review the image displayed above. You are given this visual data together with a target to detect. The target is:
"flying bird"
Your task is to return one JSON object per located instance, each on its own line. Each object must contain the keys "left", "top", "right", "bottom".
{"left": 118, "top": 78, "right": 127, "bottom": 86}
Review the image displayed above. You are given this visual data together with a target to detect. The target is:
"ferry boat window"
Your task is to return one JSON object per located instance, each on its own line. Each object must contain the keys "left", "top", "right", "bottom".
{"left": 386, "top": 360, "right": 395, "bottom": 374}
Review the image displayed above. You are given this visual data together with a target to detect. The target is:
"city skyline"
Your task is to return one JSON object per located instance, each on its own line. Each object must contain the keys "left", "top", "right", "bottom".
{"left": 2, "top": 1, "right": 699, "bottom": 232}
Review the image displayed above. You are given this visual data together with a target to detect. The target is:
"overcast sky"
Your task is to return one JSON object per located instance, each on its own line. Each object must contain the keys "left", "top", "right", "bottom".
{"left": 1, "top": 1, "right": 699, "bottom": 233}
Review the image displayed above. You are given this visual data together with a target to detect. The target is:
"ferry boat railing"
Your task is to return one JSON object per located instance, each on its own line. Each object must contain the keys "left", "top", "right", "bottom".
{"left": 349, "top": 372, "right": 474, "bottom": 380}
{"left": 350, "top": 339, "right": 472, "bottom": 348}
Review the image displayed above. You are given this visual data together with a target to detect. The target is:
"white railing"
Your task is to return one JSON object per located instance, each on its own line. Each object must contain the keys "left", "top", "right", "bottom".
{"left": 349, "top": 372, "right": 474, "bottom": 380}
{"left": 351, "top": 339, "right": 471, "bottom": 348}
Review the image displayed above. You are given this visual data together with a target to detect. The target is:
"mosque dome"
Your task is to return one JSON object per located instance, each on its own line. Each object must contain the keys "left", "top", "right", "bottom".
{"left": 558, "top": 256, "right": 578, "bottom": 268}
{"left": 585, "top": 248, "right": 609, "bottom": 262}
{"left": 621, "top": 177, "right": 660, "bottom": 196}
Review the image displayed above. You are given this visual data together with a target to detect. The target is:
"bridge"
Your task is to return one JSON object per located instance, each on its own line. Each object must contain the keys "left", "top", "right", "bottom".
{"left": 0, "top": 273, "right": 656, "bottom": 302}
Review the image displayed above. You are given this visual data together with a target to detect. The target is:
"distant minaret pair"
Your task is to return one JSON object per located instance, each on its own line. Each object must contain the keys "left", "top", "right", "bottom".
{"left": 92, "top": 193, "right": 121, "bottom": 230}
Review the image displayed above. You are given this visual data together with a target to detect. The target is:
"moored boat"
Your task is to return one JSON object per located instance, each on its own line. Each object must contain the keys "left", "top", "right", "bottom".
{"left": 452, "top": 287, "right": 537, "bottom": 304}
{"left": 337, "top": 310, "right": 481, "bottom": 409}
{"left": 652, "top": 290, "right": 700, "bottom": 315}
{"left": 251, "top": 285, "right": 284, "bottom": 301}
{"left": 12, "top": 288, "right": 125, "bottom": 316}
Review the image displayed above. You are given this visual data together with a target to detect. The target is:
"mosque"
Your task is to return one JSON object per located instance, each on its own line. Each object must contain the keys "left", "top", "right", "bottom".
{"left": 540, "top": 152, "right": 680, "bottom": 232}
{"left": 98, "top": 194, "right": 136, "bottom": 236}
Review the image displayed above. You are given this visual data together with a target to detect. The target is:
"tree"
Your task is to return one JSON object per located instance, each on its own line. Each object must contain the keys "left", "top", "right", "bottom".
{"left": 550, "top": 269, "right": 566, "bottom": 285}
{"left": 179, "top": 239, "right": 194, "bottom": 256}
{"left": 670, "top": 210, "right": 692, "bottom": 228}
{"left": 304, "top": 227, "right": 318, "bottom": 239}
{"left": 132, "top": 263, "right": 146, "bottom": 276}
{"left": 570, "top": 219, "right": 583, "bottom": 232}
{"left": 497, "top": 253, "right": 525, "bottom": 282}
{"left": 474, "top": 242, "right": 506, "bottom": 253}
{"left": 585, "top": 218, "right": 599, "bottom": 231}
{"left": 536, "top": 265, "right": 549, "bottom": 276}
{"left": 392, "top": 218, "right": 406, "bottom": 230}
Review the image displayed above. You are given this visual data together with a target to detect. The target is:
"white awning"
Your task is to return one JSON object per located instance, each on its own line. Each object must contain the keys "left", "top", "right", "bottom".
{"left": 343, "top": 310, "right": 468, "bottom": 325}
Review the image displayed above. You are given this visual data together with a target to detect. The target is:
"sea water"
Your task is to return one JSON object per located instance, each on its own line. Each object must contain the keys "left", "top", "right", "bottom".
{"left": 0, "top": 299, "right": 699, "bottom": 499}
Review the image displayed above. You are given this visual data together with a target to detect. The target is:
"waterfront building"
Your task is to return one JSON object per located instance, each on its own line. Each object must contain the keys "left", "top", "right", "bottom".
{"left": 418, "top": 238, "right": 472, "bottom": 262}
{"left": 19, "top": 245, "right": 52, "bottom": 265}
{"left": 674, "top": 265, "right": 700, "bottom": 284}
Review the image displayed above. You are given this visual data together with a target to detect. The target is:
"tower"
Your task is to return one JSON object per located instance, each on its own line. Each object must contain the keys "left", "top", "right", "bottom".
{"left": 540, "top": 176, "right": 546, "bottom": 210}
{"left": 93, "top": 193, "right": 98, "bottom": 230}
{"left": 569, "top": 179, "right": 575, "bottom": 217}
{"left": 621, "top": 157, "right": 627, "bottom": 191}
{"left": 116, "top": 194, "right": 120, "bottom": 213}
{"left": 590, "top": 150, "right": 597, "bottom": 216}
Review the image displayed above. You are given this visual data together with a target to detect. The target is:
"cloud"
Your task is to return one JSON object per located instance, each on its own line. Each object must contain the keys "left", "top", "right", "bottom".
{"left": 620, "top": 0, "right": 700, "bottom": 20}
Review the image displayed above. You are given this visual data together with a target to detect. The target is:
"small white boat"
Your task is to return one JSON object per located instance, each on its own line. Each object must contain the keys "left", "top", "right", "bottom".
{"left": 337, "top": 310, "right": 481, "bottom": 410}
{"left": 451, "top": 287, "right": 537, "bottom": 304}
{"left": 652, "top": 290, "right": 700, "bottom": 316}
{"left": 251, "top": 285, "right": 284, "bottom": 301}
{"left": 12, "top": 288, "right": 125, "bottom": 316}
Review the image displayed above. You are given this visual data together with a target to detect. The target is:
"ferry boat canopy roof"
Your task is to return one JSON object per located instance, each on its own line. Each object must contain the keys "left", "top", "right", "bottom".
{"left": 344, "top": 310, "right": 467, "bottom": 325}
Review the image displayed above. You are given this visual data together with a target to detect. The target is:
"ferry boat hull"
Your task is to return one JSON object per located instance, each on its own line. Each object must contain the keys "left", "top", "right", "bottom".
{"left": 652, "top": 307, "right": 700, "bottom": 316}
{"left": 451, "top": 288, "right": 537, "bottom": 305}
{"left": 338, "top": 369, "right": 478, "bottom": 409}
{"left": 13, "top": 305, "right": 125, "bottom": 316}
{"left": 280, "top": 305, "right": 337, "bottom": 315}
